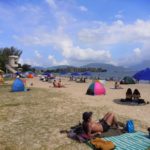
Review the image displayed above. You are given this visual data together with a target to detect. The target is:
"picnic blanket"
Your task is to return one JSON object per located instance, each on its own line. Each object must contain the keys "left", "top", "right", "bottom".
{"left": 104, "top": 131, "right": 150, "bottom": 150}
{"left": 67, "top": 123, "right": 125, "bottom": 142}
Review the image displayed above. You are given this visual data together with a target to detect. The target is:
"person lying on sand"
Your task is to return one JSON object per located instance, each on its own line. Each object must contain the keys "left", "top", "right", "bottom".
{"left": 82, "top": 112, "right": 119, "bottom": 137}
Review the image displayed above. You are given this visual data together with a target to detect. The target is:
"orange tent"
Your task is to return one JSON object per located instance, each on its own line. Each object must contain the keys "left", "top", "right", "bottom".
{"left": 27, "top": 74, "right": 33, "bottom": 78}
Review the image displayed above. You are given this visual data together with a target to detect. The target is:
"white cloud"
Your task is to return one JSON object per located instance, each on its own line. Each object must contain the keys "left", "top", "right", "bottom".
{"left": 133, "top": 48, "right": 141, "bottom": 57}
{"left": 19, "top": 58, "right": 41, "bottom": 66}
{"left": 11, "top": 0, "right": 150, "bottom": 67}
{"left": 115, "top": 10, "right": 124, "bottom": 19}
{"left": 45, "top": 0, "right": 57, "bottom": 9}
{"left": 48, "top": 55, "right": 68, "bottom": 66}
{"left": 79, "top": 6, "right": 88, "bottom": 12}
{"left": 34, "top": 50, "right": 42, "bottom": 58}
{"left": 78, "top": 19, "right": 150, "bottom": 46}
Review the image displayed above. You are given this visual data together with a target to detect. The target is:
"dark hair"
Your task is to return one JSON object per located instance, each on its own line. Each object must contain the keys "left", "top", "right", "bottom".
{"left": 82, "top": 112, "right": 92, "bottom": 122}
{"left": 82, "top": 122, "right": 89, "bottom": 134}
{"left": 82, "top": 112, "right": 92, "bottom": 134}
{"left": 133, "top": 89, "right": 140, "bottom": 95}
{"left": 126, "top": 88, "right": 132, "bottom": 95}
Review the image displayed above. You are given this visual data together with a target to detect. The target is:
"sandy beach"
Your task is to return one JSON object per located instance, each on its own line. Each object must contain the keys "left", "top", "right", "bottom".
{"left": 27, "top": 77, "right": 150, "bottom": 127}
{"left": 0, "top": 77, "right": 150, "bottom": 149}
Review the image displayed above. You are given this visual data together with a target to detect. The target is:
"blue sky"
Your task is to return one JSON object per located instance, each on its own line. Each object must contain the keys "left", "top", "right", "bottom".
{"left": 0, "top": 0, "right": 150, "bottom": 67}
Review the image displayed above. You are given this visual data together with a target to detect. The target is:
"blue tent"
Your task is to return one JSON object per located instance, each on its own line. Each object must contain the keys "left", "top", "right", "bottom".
{"left": 42, "top": 72, "right": 52, "bottom": 77}
{"left": 12, "top": 78, "right": 25, "bottom": 92}
{"left": 133, "top": 68, "right": 150, "bottom": 81}
{"left": 60, "top": 72, "right": 68, "bottom": 75}
{"left": 71, "top": 72, "right": 80, "bottom": 76}
{"left": 81, "top": 71, "right": 92, "bottom": 76}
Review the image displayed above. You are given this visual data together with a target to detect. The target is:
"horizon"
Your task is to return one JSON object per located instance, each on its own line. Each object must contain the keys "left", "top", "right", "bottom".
{"left": 0, "top": 0, "right": 150, "bottom": 67}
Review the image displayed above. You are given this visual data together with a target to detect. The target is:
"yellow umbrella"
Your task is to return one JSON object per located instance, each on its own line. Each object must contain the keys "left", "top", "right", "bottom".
{"left": 0, "top": 69, "right": 4, "bottom": 74}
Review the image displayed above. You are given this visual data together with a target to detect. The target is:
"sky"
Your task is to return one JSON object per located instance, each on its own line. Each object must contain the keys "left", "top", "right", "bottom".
{"left": 0, "top": 0, "right": 150, "bottom": 67}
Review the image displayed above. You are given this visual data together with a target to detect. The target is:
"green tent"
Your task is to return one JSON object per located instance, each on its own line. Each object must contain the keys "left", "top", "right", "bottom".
{"left": 120, "top": 76, "right": 135, "bottom": 84}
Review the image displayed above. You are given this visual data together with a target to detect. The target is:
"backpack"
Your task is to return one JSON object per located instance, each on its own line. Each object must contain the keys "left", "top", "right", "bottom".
{"left": 125, "top": 120, "right": 135, "bottom": 133}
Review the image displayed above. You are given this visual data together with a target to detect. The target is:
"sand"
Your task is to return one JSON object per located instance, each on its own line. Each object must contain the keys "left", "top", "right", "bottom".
{"left": 0, "top": 77, "right": 150, "bottom": 149}
{"left": 27, "top": 77, "right": 150, "bottom": 127}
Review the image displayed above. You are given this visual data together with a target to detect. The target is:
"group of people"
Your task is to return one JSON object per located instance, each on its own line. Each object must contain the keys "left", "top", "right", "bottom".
{"left": 53, "top": 79, "right": 65, "bottom": 88}
{"left": 121, "top": 88, "right": 149, "bottom": 104}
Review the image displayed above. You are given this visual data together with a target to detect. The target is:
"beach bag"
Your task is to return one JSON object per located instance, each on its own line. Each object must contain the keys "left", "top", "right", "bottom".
{"left": 126, "top": 120, "right": 134, "bottom": 133}
{"left": 91, "top": 138, "right": 115, "bottom": 150}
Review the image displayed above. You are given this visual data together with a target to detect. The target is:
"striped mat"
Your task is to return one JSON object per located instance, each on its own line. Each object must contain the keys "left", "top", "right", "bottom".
{"left": 104, "top": 131, "right": 150, "bottom": 150}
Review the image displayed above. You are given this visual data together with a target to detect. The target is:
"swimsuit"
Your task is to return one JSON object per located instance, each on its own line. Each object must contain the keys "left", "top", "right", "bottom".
{"left": 99, "top": 119, "right": 110, "bottom": 132}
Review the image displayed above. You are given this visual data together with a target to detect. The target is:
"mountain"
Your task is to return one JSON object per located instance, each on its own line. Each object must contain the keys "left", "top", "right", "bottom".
{"left": 130, "top": 60, "right": 150, "bottom": 71}
{"left": 33, "top": 63, "right": 136, "bottom": 78}
{"left": 81, "top": 63, "right": 131, "bottom": 72}
{"left": 47, "top": 65, "right": 75, "bottom": 70}
{"left": 33, "top": 66, "right": 46, "bottom": 70}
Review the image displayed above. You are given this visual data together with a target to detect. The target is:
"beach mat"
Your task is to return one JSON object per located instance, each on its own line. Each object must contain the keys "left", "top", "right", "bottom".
{"left": 104, "top": 131, "right": 150, "bottom": 150}
{"left": 114, "top": 99, "right": 149, "bottom": 106}
{"left": 100, "top": 128, "right": 125, "bottom": 138}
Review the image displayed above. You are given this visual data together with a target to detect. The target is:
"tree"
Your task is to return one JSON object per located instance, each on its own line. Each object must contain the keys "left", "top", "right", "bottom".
{"left": 22, "top": 64, "right": 31, "bottom": 72}
{"left": 0, "top": 46, "right": 22, "bottom": 71}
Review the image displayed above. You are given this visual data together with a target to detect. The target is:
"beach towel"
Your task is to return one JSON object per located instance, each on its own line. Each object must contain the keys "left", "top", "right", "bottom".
{"left": 91, "top": 138, "right": 115, "bottom": 150}
{"left": 66, "top": 123, "right": 125, "bottom": 143}
{"left": 104, "top": 131, "right": 150, "bottom": 150}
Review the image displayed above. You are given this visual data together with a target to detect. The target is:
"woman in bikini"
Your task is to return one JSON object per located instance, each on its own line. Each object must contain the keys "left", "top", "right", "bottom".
{"left": 82, "top": 112, "right": 118, "bottom": 137}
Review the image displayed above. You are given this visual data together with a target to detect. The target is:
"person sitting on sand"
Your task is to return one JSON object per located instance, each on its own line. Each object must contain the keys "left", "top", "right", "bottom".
{"left": 53, "top": 80, "right": 58, "bottom": 87}
{"left": 114, "top": 81, "right": 122, "bottom": 89}
{"left": 58, "top": 79, "right": 65, "bottom": 88}
{"left": 132, "top": 89, "right": 149, "bottom": 104}
{"left": 125, "top": 88, "right": 133, "bottom": 102}
{"left": 82, "top": 112, "right": 118, "bottom": 137}
{"left": 133, "top": 89, "right": 141, "bottom": 100}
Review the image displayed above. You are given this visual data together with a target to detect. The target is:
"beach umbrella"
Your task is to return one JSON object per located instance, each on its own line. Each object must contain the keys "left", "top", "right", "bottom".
{"left": 15, "top": 71, "right": 21, "bottom": 75}
{"left": 133, "top": 68, "right": 150, "bottom": 81}
{"left": 71, "top": 72, "right": 80, "bottom": 76}
{"left": 86, "top": 81, "right": 106, "bottom": 96}
{"left": 43, "top": 72, "right": 51, "bottom": 77}
{"left": 60, "top": 72, "right": 68, "bottom": 76}
{"left": 81, "top": 71, "right": 92, "bottom": 76}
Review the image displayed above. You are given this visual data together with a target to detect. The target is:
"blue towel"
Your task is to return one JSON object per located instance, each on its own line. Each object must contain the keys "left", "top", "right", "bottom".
{"left": 104, "top": 131, "right": 150, "bottom": 150}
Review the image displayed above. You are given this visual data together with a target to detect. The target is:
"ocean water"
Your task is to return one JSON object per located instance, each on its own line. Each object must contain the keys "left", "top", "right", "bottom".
{"left": 92, "top": 70, "right": 136, "bottom": 80}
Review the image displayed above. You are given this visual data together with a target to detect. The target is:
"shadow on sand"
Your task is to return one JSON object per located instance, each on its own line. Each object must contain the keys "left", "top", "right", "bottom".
{"left": 113, "top": 99, "right": 147, "bottom": 106}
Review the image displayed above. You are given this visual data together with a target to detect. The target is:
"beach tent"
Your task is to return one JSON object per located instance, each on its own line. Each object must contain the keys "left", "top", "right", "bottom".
{"left": 86, "top": 81, "right": 106, "bottom": 95}
{"left": 71, "top": 72, "right": 80, "bottom": 76}
{"left": 12, "top": 78, "right": 25, "bottom": 92}
{"left": 81, "top": 71, "right": 92, "bottom": 76}
{"left": 60, "top": 72, "right": 68, "bottom": 76}
{"left": 133, "top": 68, "right": 150, "bottom": 81}
{"left": 42, "top": 72, "right": 53, "bottom": 77}
{"left": 120, "top": 76, "right": 135, "bottom": 84}
{"left": 25, "top": 71, "right": 35, "bottom": 78}
{"left": 27, "top": 74, "right": 34, "bottom": 78}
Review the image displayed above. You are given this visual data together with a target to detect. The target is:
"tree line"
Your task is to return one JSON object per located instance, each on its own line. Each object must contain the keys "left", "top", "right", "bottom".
{"left": 45, "top": 67, "right": 107, "bottom": 73}
{"left": 0, "top": 47, "right": 33, "bottom": 72}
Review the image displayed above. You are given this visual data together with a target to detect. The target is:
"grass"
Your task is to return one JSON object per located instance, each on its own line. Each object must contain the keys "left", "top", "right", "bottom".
{"left": 0, "top": 85, "right": 148, "bottom": 150}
